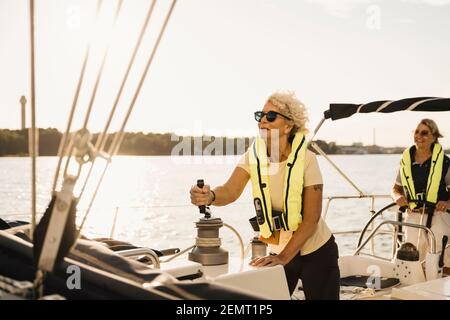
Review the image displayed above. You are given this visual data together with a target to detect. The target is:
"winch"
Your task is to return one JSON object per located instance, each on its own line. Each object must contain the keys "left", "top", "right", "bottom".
{"left": 188, "top": 179, "right": 228, "bottom": 266}
{"left": 249, "top": 216, "right": 267, "bottom": 260}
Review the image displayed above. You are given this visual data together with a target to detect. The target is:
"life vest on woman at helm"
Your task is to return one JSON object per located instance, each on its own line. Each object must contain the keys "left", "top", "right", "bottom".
{"left": 400, "top": 143, "right": 444, "bottom": 209}
{"left": 248, "top": 132, "right": 308, "bottom": 239}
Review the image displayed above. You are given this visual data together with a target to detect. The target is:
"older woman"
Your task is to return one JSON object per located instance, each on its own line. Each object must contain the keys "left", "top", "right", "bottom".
{"left": 190, "top": 91, "right": 340, "bottom": 300}
{"left": 391, "top": 119, "right": 450, "bottom": 270}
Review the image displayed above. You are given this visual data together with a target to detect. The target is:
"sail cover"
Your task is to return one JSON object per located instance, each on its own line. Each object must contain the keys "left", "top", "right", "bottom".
{"left": 324, "top": 97, "right": 450, "bottom": 121}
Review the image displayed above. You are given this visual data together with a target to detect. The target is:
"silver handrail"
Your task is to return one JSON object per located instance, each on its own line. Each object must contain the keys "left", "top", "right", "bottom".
{"left": 354, "top": 220, "right": 436, "bottom": 256}
{"left": 357, "top": 252, "right": 392, "bottom": 262}
{"left": 116, "top": 248, "right": 160, "bottom": 269}
{"left": 322, "top": 194, "right": 393, "bottom": 255}
{"left": 322, "top": 195, "right": 392, "bottom": 220}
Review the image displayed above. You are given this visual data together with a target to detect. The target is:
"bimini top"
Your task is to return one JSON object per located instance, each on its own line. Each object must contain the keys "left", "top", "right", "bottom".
{"left": 324, "top": 97, "right": 450, "bottom": 121}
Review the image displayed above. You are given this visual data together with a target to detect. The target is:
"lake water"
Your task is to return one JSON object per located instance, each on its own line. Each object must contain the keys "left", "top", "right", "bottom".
{"left": 0, "top": 154, "right": 406, "bottom": 257}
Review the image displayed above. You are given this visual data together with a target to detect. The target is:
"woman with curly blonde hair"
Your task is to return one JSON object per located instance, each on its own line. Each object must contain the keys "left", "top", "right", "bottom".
{"left": 190, "top": 91, "right": 340, "bottom": 300}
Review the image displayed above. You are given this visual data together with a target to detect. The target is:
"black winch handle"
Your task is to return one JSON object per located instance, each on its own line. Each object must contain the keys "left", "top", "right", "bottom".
{"left": 197, "top": 179, "right": 206, "bottom": 214}
{"left": 439, "top": 235, "right": 448, "bottom": 268}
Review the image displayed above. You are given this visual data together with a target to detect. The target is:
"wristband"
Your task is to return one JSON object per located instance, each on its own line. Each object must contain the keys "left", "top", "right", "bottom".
{"left": 208, "top": 190, "right": 216, "bottom": 205}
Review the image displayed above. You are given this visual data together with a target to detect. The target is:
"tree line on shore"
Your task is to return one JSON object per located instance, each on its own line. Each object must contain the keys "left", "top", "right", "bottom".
{"left": 1, "top": 128, "right": 448, "bottom": 156}
{"left": 0, "top": 128, "right": 253, "bottom": 156}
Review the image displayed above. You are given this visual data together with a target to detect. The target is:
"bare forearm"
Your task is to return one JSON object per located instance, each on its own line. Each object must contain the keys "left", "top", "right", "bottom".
{"left": 277, "top": 220, "right": 317, "bottom": 263}
{"left": 211, "top": 185, "right": 237, "bottom": 206}
{"left": 211, "top": 167, "right": 249, "bottom": 206}
{"left": 277, "top": 184, "right": 323, "bottom": 264}
{"left": 190, "top": 167, "right": 248, "bottom": 208}
{"left": 391, "top": 184, "right": 404, "bottom": 200}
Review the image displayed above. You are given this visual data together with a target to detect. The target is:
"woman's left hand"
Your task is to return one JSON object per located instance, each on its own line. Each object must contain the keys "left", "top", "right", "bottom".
{"left": 435, "top": 201, "right": 450, "bottom": 213}
{"left": 250, "top": 254, "right": 288, "bottom": 267}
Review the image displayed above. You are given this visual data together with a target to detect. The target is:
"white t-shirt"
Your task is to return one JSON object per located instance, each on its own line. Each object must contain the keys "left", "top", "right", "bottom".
{"left": 238, "top": 149, "right": 332, "bottom": 255}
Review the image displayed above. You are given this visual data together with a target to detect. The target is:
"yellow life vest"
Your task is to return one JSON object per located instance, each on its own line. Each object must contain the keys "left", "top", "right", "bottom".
{"left": 400, "top": 143, "right": 444, "bottom": 209}
{"left": 248, "top": 132, "right": 308, "bottom": 239}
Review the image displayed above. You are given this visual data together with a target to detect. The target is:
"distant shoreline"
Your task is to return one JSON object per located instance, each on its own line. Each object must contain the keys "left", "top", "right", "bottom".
{"left": 1, "top": 128, "right": 448, "bottom": 157}
{"left": 0, "top": 153, "right": 406, "bottom": 157}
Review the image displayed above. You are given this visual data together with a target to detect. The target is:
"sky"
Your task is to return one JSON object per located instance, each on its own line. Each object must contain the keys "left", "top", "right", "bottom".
{"left": 0, "top": 0, "right": 449, "bottom": 147}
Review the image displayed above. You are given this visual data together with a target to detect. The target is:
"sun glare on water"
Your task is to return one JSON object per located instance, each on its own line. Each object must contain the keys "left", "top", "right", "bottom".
{"left": 75, "top": 156, "right": 160, "bottom": 240}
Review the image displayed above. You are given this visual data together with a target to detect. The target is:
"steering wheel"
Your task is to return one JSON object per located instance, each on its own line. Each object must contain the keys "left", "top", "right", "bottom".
{"left": 357, "top": 200, "right": 449, "bottom": 248}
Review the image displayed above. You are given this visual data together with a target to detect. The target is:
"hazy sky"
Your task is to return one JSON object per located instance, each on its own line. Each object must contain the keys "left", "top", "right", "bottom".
{"left": 1, "top": 0, "right": 449, "bottom": 147}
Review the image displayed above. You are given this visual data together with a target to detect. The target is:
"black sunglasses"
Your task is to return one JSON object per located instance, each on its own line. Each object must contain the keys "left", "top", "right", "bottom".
{"left": 254, "top": 111, "right": 292, "bottom": 122}
{"left": 414, "top": 129, "right": 430, "bottom": 137}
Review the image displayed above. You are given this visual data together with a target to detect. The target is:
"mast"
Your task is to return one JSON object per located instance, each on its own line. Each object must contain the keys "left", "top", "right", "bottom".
{"left": 29, "top": 0, "right": 37, "bottom": 239}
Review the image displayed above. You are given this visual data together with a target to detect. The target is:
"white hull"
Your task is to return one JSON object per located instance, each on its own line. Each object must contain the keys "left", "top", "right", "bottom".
{"left": 161, "top": 257, "right": 290, "bottom": 300}
{"left": 159, "top": 252, "right": 449, "bottom": 300}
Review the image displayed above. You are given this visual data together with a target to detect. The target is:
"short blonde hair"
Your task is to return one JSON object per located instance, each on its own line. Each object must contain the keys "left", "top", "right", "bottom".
{"left": 419, "top": 118, "right": 443, "bottom": 143}
{"left": 267, "top": 91, "right": 309, "bottom": 136}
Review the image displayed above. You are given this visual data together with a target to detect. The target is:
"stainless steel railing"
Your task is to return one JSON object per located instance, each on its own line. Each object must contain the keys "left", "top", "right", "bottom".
{"left": 354, "top": 220, "right": 436, "bottom": 256}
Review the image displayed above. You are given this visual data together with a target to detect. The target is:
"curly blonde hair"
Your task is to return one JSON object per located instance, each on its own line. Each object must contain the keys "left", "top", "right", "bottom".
{"left": 267, "top": 91, "right": 309, "bottom": 137}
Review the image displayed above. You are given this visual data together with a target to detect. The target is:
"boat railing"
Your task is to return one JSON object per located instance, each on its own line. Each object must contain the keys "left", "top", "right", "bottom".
{"left": 3, "top": 195, "right": 403, "bottom": 261}
{"left": 322, "top": 194, "right": 398, "bottom": 258}
{"left": 353, "top": 220, "right": 436, "bottom": 258}
{"left": 116, "top": 247, "right": 160, "bottom": 268}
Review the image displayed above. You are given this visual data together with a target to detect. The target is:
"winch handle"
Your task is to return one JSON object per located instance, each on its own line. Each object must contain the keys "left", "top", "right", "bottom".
{"left": 197, "top": 179, "right": 206, "bottom": 214}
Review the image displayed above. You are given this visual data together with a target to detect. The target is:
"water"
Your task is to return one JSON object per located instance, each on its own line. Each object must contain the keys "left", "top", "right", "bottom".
{"left": 0, "top": 155, "right": 403, "bottom": 257}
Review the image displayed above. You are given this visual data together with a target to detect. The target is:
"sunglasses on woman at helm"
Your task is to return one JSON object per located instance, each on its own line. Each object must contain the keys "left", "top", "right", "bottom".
{"left": 414, "top": 129, "right": 430, "bottom": 137}
{"left": 254, "top": 111, "right": 292, "bottom": 122}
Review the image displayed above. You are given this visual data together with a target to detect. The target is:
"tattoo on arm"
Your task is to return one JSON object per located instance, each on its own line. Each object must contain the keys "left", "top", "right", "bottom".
{"left": 312, "top": 184, "right": 323, "bottom": 192}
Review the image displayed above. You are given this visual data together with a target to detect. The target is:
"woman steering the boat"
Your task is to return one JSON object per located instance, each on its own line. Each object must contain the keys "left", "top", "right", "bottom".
{"left": 391, "top": 119, "right": 450, "bottom": 270}
{"left": 190, "top": 91, "right": 340, "bottom": 300}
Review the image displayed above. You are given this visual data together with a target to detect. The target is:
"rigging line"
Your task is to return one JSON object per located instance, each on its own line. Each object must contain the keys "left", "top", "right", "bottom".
{"left": 77, "top": 161, "right": 108, "bottom": 232}
{"left": 82, "top": 0, "right": 124, "bottom": 129}
{"left": 78, "top": 0, "right": 156, "bottom": 202}
{"left": 109, "top": 0, "right": 178, "bottom": 156}
{"left": 52, "top": 0, "right": 103, "bottom": 193}
{"left": 81, "top": 53, "right": 106, "bottom": 128}
{"left": 78, "top": 0, "right": 178, "bottom": 234}
{"left": 76, "top": 151, "right": 97, "bottom": 201}
{"left": 29, "top": 0, "right": 37, "bottom": 239}
{"left": 76, "top": 1, "right": 124, "bottom": 200}
{"left": 95, "top": 0, "right": 157, "bottom": 153}
{"left": 62, "top": 135, "right": 75, "bottom": 180}
{"left": 60, "top": 1, "right": 111, "bottom": 189}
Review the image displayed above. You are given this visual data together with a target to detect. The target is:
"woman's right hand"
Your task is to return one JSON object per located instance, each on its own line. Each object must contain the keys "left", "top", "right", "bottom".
{"left": 190, "top": 184, "right": 212, "bottom": 206}
{"left": 395, "top": 196, "right": 408, "bottom": 208}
